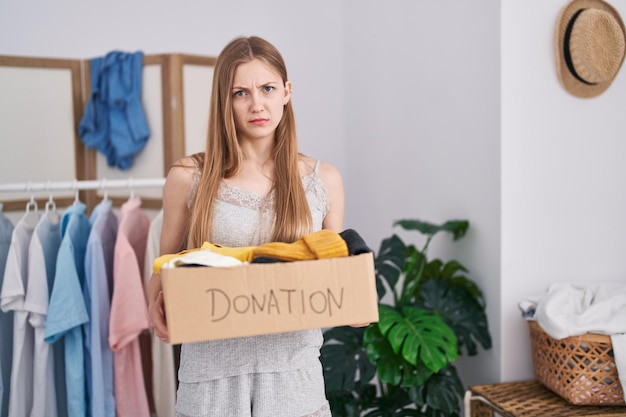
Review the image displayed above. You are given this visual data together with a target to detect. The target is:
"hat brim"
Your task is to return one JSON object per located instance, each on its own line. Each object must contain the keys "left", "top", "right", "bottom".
{"left": 555, "top": 0, "right": 626, "bottom": 98}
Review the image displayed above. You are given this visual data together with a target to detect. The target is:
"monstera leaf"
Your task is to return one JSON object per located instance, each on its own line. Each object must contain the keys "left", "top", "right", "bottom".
{"left": 421, "top": 258, "right": 486, "bottom": 308}
{"left": 321, "top": 326, "right": 376, "bottom": 392}
{"left": 322, "top": 326, "right": 378, "bottom": 416}
{"left": 374, "top": 234, "right": 406, "bottom": 301}
{"left": 419, "top": 278, "right": 492, "bottom": 356}
{"left": 363, "top": 324, "right": 433, "bottom": 387}
{"left": 393, "top": 219, "right": 469, "bottom": 241}
{"left": 375, "top": 305, "right": 457, "bottom": 373}
{"left": 327, "top": 382, "right": 377, "bottom": 417}
{"left": 407, "top": 364, "right": 464, "bottom": 416}
{"left": 362, "top": 388, "right": 424, "bottom": 417}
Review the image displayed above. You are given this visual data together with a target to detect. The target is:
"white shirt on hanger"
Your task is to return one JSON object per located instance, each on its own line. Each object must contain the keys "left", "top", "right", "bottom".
{"left": 24, "top": 213, "right": 62, "bottom": 417}
{"left": 0, "top": 211, "right": 38, "bottom": 417}
{"left": 143, "top": 210, "right": 177, "bottom": 417}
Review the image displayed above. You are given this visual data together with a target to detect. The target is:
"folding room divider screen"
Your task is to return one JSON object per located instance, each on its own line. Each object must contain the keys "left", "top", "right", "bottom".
{"left": 0, "top": 53, "right": 216, "bottom": 212}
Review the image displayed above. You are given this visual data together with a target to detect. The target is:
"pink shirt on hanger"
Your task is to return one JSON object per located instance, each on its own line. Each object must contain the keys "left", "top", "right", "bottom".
{"left": 109, "top": 197, "right": 151, "bottom": 417}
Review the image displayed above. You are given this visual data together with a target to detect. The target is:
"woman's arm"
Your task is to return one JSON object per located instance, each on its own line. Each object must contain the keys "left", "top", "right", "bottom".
{"left": 317, "top": 162, "right": 368, "bottom": 327}
{"left": 318, "top": 161, "right": 345, "bottom": 233}
{"left": 148, "top": 159, "right": 196, "bottom": 342}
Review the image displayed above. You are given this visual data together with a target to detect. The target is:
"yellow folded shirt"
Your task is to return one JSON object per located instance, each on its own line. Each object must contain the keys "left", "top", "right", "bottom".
{"left": 252, "top": 229, "right": 348, "bottom": 261}
{"left": 152, "top": 229, "right": 348, "bottom": 274}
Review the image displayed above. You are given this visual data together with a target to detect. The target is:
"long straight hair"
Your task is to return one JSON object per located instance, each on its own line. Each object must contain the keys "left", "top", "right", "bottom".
{"left": 187, "top": 36, "right": 312, "bottom": 248}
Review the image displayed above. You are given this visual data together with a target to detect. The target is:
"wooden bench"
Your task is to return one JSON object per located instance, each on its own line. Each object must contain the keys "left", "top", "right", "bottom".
{"left": 464, "top": 380, "right": 626, "bottom": 417}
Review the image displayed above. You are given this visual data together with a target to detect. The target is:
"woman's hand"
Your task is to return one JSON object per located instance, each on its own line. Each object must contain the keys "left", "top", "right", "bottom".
{"left": 149, "top": 290, "right": 170, "bottom": 343}
{"left": 148, "top": 160, "right": 196, "bottom": 344}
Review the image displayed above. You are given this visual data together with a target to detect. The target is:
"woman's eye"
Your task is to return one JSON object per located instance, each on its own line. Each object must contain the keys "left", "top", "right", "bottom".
{"left": 234, "top": 90, "right": 245, "bottom": 97}
{"left": 264, "top": 86, "right": 274, "bottom": 93}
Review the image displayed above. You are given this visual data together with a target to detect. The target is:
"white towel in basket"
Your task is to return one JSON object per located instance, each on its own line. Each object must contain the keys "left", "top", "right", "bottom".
{"left": 519, "top": 283, "right": 626, "bottom": 394}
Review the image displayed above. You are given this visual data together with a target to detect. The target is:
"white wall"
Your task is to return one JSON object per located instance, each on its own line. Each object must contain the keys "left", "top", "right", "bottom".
{"left": 501, "top": 0, "right": 626, "bottom": 380}
{"left": 342, "top": 0, "right": 501, "bottom": 387}
{"left": 3, "top": 0, "right": 625, "bottom": 395}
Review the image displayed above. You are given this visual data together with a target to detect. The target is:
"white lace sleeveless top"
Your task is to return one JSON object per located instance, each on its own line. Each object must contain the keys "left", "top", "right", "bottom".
{"left": 179, "top": 160, "right": 330, "bottom": 382}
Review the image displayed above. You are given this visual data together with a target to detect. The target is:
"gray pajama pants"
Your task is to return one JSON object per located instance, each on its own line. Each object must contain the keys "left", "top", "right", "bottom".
{"left": 175, "top": 362, "right": 331, "bottom": 417}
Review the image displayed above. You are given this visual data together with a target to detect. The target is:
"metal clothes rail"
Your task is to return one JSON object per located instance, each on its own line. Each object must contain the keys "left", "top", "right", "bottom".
{"left": 0, "top": 178, "right": 166, "bottom": 193}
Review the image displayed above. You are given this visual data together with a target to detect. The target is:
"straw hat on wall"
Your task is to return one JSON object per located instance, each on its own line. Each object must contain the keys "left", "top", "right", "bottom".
{"left": 556, "top": 0, "right": 626, "bottom": 98}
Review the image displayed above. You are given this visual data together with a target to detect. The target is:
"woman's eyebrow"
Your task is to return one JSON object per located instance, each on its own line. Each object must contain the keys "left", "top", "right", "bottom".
{"left": 233, "top": 80, "right": 280, "bottom": 89}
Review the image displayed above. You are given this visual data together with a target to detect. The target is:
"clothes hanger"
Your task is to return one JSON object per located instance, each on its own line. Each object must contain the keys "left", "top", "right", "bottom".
{"left": 73, "top": 179, "right": 81, "bottom": 204}
{"left": 22, "top": 181, "right": 40, "bottom": 227}
{"left": 101, "top": 177, "right": 109, "bottom": 202}
{"left": 44, "top": 181, "right": 56, "bottom": 212}
{"left": 25, "top": 181, "right": 38, "bottom": 213}
{"left": 128, "top": 177, "right": 135, "bottom": 200}
{"left": 44, "top": 180, "right": 60, "bottom": 224}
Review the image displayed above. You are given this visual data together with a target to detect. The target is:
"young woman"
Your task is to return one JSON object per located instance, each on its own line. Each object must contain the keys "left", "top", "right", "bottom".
{"left": 148, "top": 36, "right": 344, "bottom": 417}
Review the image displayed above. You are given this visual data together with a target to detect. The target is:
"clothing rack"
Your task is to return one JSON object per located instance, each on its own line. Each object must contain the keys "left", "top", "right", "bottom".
{"left": 0, "top": 178, "right": 165, "bottom": 193}
{"left": 0, "top": 178, "right": 166, "bottom": 212}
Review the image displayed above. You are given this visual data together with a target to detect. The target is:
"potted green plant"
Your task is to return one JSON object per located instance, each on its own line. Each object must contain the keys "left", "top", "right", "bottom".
{"left": 321, "top": 219, "right": 492, "bottom": 417}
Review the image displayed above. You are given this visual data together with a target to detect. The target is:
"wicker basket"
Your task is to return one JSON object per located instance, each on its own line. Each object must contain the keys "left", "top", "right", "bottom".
{"left": 528, "top": 320, "right": 625, "bottom": 406}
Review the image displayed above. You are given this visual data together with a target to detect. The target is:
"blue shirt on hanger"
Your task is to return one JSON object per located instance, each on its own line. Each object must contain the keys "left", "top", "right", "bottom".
{"left": 84, "top": 199, "right": 118, "bottom": 417}
{"left": 0, "top": 206, "right": 14, "bottom": 417}
{"left": 45, "top": 202, "right": 91, "bottom": 417}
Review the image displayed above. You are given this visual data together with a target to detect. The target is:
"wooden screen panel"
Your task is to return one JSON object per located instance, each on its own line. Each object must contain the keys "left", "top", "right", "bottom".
{"left": 161, "top": 53, "right": 216, "bottom": 166}
{"left": 0, "top": 53, "right": 216, "bottom": 213}
{"left": 0, "top": 56, "right": 85, "bottom": 211}
{"left": 180, "top": 54, "right": 216, "bottom": 156}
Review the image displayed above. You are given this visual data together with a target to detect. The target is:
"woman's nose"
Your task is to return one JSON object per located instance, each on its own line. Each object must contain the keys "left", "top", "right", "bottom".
{"left": 250, "top": 93, "right": 264, "bottom": 112}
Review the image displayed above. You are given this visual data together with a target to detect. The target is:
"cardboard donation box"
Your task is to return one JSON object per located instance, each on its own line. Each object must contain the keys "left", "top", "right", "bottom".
{"left": 161, "top": 253, "right": 379, "bottom": 344}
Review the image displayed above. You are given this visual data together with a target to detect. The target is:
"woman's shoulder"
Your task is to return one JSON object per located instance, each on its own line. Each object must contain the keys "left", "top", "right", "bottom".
{"left": 299, "top": 155, "right": 344, "bottom": 230}
{"left": 299, "top": 154, "right": 342, "bottom": 184}
{"left": 166, "top": 154, "right": 203, "bottom": 187}
{"left": 163, "top": 154, "right": 204, "bottom": 209}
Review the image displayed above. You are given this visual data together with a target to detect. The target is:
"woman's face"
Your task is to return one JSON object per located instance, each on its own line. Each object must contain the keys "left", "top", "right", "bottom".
{"left": 231, "top": 58, "right": 292, "bottom": 144}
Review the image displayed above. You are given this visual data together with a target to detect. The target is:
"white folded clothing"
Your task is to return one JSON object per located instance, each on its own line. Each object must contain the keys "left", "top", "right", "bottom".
{"left": 162, "top": 249, "right": 244, "bottom": 269}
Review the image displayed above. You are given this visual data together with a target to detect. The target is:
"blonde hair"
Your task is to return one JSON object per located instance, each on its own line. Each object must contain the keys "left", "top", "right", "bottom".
{"left": 187, "top": 36, "right": 312, "bottom": 248}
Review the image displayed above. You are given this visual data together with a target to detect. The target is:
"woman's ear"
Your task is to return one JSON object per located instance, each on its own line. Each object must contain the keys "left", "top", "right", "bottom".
{"left": 284, "top": 81, "right": 292, "bottom": 105}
